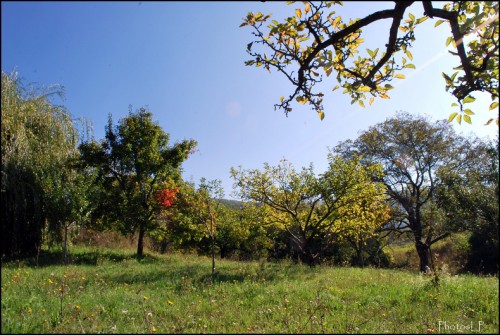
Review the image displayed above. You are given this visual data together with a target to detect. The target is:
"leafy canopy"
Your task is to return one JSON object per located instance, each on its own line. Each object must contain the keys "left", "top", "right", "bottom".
{"left": 78, "top": 107, "right": 197, "bottom": 256}
{"left": 231, "top": 155, "right": 389, "bottom": 265}
{"left": 241, "top": 1, "right": 498, "bottom": 124}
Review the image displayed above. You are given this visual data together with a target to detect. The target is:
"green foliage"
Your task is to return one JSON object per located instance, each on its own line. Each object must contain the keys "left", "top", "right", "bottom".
{"left": 231, "top": 155, "right": 388, "bottom": 266}
{"left": 78, "top": 107, "right": 197, "bottom": 257}
{"left": 437, "top": 137, "right": 499, "bottom": 274}
{"left": 1, "top": 71, "right": 90, "bottom": 258}
{"left": 334, "top": 112, "right": 471, "bottom": 272}
{"left": 242, "top": 1, "right": 498, "bottom": 124}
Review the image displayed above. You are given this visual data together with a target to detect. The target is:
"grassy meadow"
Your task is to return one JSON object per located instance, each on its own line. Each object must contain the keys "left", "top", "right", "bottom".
{"left": 1, "top": 246, "right": 498, "bottom": 334}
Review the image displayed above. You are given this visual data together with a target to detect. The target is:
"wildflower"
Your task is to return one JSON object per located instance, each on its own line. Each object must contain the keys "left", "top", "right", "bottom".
{"left": 74, "top": 305, "right": 81, "bottom": 310}
{"left": 28, "top": 308, "right": 32, "bottom": 313}
{"left": 168, "top": 300, "right": 173, "bottom": 305}
{"left": 81, "top": 276, "right": 85, "bottom": 280}
{"left": 151, "top": 327, "right": 157, "bottom": 332}
{"left": 143, "top": 295, "right": 149, "bottom": 300}
{"left": 48, "top": 279, "right": 53, "bottom": 284}
{"left": 382, "top": 313, "right": 387, "bottom": 317}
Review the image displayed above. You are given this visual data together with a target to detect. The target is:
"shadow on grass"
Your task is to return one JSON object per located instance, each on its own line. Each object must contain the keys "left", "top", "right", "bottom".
{"left": 104, "top": 258, "right": 302, "bottom": 289}
{"left": 2, "top": 248, "right": 159, "bottom": 268}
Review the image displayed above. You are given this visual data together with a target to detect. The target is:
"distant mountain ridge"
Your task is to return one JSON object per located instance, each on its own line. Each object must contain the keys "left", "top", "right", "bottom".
{"left": 219, "top": 198, "right": 244, "bottom": 209}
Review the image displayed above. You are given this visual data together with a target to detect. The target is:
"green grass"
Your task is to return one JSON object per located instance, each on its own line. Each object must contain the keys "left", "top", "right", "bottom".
{"left": 1, "top": 246, "right": 498, "bottom": 334}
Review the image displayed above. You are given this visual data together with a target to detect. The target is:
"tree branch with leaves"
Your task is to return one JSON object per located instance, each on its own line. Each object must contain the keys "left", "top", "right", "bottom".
{"left": 242, "top": 1, "right": 498, "bottom": 124}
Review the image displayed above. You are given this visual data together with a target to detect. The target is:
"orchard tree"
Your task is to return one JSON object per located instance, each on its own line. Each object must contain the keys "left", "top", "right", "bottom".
{"left": 78, "top": 107, "right": 197, "bottom": 258}
{"left": 241, "top": 1, "right": 498, "bottom": 124}
{"left": 178, "top": 178, "right": 224, "bottom": 276}
{"left": 334, "top": 182, "right": 391, "bottom": 267}
{"left": 334, "top": 112, "right": 469, "bottom": 272}
{"left": 44, "top": 160, "right": 96, "bottom": 264}
{"left": 231, "top": 155, "right": 388, "bottom": 266}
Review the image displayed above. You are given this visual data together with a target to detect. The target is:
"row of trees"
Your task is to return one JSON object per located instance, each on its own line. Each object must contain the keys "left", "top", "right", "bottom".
{"left": 2, "top": 71, "right": 498, "bottom": 274}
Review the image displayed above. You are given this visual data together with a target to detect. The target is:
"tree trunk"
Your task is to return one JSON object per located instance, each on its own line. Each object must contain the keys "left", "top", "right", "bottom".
{"left": 211, "top": 237, "right": 216, "bottom": 276}
{"left": 63, "top": 223, "right": 68, "bottom": 265}
{"left": 137, "top": 223, "right": 145, "bottom": 258}
{"left": 357, "top": 243, "right": 365, "bottom": 268}
{"left": 416, "top": 240, "right": 431, "bottom": 273}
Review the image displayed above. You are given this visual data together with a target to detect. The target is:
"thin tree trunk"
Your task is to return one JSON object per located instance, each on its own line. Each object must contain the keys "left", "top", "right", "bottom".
{"left": 211, "top": 237, "right": 215, "bottom": 276}
{"left": 64, "top": 223, "right": 68, "bottom": 265}
{"left": 137, "top": 223, "right": 145, "bottom": 258}
{"left": 210, "top": 216, "right": 215, "bottom": 277}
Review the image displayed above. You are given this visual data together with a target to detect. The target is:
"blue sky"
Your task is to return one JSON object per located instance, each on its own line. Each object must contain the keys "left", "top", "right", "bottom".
{"left": 2, "top": 1, "right": 498, "bottom": 198}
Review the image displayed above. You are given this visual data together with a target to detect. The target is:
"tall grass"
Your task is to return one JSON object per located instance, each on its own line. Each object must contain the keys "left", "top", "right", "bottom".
{"left": 1, "top": 246, "right": 498, "bottom": 333}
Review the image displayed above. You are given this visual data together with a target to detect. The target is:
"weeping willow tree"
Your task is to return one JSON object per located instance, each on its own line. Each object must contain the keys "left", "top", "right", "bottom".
{"left": 1, "top": 71, "right": 92, "bottom": 258}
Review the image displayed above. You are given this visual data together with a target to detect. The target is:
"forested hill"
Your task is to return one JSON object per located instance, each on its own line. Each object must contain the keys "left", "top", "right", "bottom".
{"left": 220, "top": 199, "right": 244, "bottom": 209}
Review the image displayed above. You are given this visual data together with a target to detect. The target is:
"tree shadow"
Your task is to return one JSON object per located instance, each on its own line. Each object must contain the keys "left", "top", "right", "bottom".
{"left": 2, "top": 249, "right": 159, "bottom": 268}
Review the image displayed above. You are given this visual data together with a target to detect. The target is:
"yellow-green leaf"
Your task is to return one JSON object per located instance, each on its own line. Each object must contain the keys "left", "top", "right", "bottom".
{"left": 296, "top": 8, "right": 302, "bottom": 18}
{"left": 463, "top": 109, "right": 475, "bottom": 115}
{"left": 305, "top": 3, "right": 310, "bottom": 14}
{"left": 463, "top": 96, "right": 476, "bottom": 104}
{"left": 369, "top": 97, "right": 375, "bottom": 106}
{"left": 463, "top": 115, "right": 472, "bottom": 124}
{"left": 280, "top": 96, "right": 285, "bottom": 103}
{"left": 446, "top": 36, "right": 453, "bottom": 47}
{"left": 409, "top": 13, "right": 415, "bottom": 22}
{"left": 405, "top": 50, "right": 413, "bottom": 61}
{"left": 379, "top": 93, "right": 390, "bottom": 99}
{"left": 489, "top": 101, "right": 499, "bottom": 110}
{"left": 404, "top": 63, "right": 416, "bottom": 69}
{"left": 448, "top": 112, "right": 458, "bottom": 123}
{"left": 394, "top": 73, "right": 406, "bottom": 79}
{"left": 296, "top": 96, "right": 308, "bottom": 104}
{"left": 357, "top": 86, "right": 372, "bottom": 92}
{"left": 457, "top": 114, "right": 462, "bottom": 124}
{"left": 318, "top": 110, "right": 325, "bottom": 120}
{"left": 325, "top": 66, "right": 333, "bottom": 77}
{"left": 435, "top": 19, "right": 445, "bottom": 27}
{"left": 416, "top": 16, "right": 428, "bottom": 24}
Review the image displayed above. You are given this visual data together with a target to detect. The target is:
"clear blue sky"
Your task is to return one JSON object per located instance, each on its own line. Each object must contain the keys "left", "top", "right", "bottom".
{"left": 2, "top": 1, "right": 498, "bottom": 198}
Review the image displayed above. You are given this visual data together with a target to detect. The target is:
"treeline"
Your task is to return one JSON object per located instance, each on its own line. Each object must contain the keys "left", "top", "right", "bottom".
{"left": 2, "top": 71, "right": 498, "bottom": 275}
